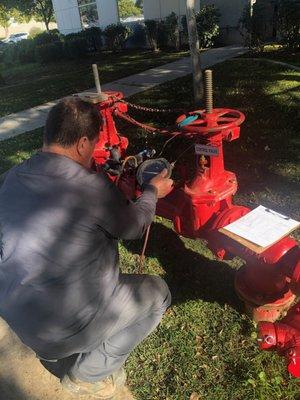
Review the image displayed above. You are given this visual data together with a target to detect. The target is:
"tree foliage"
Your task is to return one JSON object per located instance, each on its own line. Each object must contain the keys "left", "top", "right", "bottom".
{"left": 182, "top": 5, "right": 220, "bottom": 48}
{"left": 135, "top": 0, "right": 143, "bottom": 10}
{"left": 0, "top": 5, "right": 10, "bottom": 32}
{"left": 195, "top": 5, "right": 220, "bottom": 48}
{"left": 2, "top": 0, "right": 54, "bottom": 31}
{"left": 0, "top": 5, "right": 28, "bottom": 37}
{"left": 118, "top": 0, "right": 141, "bottom": 19}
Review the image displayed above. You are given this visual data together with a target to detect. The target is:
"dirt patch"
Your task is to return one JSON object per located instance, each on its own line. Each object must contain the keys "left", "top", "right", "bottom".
{"left": 0, "top": 318, "right": 134, "bottom": 400}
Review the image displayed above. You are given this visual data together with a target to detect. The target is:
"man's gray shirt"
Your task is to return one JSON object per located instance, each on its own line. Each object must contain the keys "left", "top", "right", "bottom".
{"left": 0, "top": 152, "right": 157, "bottom": 359}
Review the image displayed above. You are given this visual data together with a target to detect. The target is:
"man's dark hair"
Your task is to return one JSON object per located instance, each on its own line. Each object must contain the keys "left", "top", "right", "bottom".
{"left": 44, "top": 97, "right": 102, "bottom": 147}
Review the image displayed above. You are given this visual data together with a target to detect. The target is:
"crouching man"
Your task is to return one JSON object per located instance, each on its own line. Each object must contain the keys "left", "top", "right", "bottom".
{"left": 0, "top": 98, "right": 173, "bottom": 399}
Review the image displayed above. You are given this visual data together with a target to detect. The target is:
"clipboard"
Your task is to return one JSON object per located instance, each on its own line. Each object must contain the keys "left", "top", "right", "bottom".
{"left": 219, "top": 226, "right": 298, "bottom": 254}
{"left": 219, "top": 206, "right": 300, "bottom": 254}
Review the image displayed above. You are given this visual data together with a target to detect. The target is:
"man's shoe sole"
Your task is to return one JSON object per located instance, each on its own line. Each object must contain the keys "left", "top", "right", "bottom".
{"left": 61, "top": 375, "right": 117, "bottom": 399}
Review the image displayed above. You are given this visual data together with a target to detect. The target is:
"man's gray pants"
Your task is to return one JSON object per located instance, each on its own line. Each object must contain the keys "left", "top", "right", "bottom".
{"left": 67, "top": 273, "right": 171, "bottom": 383}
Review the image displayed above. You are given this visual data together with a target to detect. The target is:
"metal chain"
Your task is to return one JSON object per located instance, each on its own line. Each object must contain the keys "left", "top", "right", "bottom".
{"left": 115, "top": 110, "right": 173, "bottom": 135}
{"left": 116, "top": 98, "right": 186, "bottom": 114}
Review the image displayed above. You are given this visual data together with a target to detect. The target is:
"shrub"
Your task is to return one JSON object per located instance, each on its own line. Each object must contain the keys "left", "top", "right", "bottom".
{"left": 3, "top": 39, "right": 38, "bottom": 65}
{"left": 165, "top": 12, "right": 180, "bottom": 50}
{"left": 239, "top": 3, "right": 267, "bottom": 49}
{"left": 277, "top": 0, "right": 300, "bottom": 49}
{"left": 60, "top": 27, "right": 103, "bottom": 58}
{"left": 197, "top": 5, "right": 220, "bottom": 48}
{"left": 239, "top": 0, "right": 300, "bottom": 50}
{"left": 67, "top": 27, "right": 103, "bottom": 52}
{"left": 29, "top": 26, "right": 43, "bottom": 39}
{"left": 0, "top": 72, "right": 5, "bottom": 86}
{"left": 144, "top": 20, "right": 159, "bottom": 52}
{"left": 104, "top": 23, "right": 132, "bottom": 51}
{"left": 125, "top": 22, "right": 147, "bottom": 48}
{"left": 81, "top": 27, "right": 103, "bottom": 52}
{"left": 18, "top": 39, "right": 36, "bottom": 63}
{"left": 182, "top": 5, "right": 220, "bottom": 48}
{"left": 64, "top": 38, "right": 88, "bottom": 59}
{"left": 34, "top": 29, "right": 61, "bottom": 46}
{"left": 157, "top": 20, "right": 169, "bottom": 49}
{"left": 35, "top": 41, "right": 64, "bottom": 64}
{"left": 3, "top": 43, "right": 19, "bottom": 65}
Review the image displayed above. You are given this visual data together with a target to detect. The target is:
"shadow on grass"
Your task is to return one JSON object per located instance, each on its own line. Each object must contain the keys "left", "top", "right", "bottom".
{"left": 123, "top": 222, "right": 242, "bottom": 312}
{"left": 0, "top": 129, "right": 43, "bottom": 175}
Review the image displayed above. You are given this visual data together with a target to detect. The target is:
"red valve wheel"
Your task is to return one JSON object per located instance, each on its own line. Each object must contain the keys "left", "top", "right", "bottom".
{"left": 176, "top": 108, "right": 245, "bottom": 136}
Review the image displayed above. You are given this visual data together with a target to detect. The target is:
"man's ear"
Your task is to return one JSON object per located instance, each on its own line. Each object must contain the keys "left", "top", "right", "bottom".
{"left": 76, "top": 136, "right": 88, "bottom": 156}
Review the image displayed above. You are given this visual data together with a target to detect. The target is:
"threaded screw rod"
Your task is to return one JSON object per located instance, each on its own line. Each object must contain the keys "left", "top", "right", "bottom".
{"left": 205, "top": 69, "right": 213, "bottom": 114}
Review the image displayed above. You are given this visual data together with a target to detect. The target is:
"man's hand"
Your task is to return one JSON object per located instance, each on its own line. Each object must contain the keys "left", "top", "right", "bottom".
{"left": 149, "top": 169, "right": 173, "bottom": 199}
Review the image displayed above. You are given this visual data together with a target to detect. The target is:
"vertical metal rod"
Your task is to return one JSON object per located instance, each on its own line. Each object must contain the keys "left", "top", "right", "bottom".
{"left": 249, "top": 0, "right": 255, "bottom": 48}
{"left": 92, "top": 64, "right": 102, "bottom": 95}
{"left": 205, "top": 69, "right": 213, "bottom": 113}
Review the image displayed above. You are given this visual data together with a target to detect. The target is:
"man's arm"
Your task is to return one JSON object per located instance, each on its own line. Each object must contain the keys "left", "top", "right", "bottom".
{"left": 92, "top": 169, "right": 173, "bottom": 241}
{"left": 95, "top": 178, "right": 158, "bottom": 240}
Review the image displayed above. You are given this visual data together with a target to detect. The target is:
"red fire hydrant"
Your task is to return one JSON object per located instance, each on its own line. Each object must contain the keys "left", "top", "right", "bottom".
{"left": 258, "top": 287, "right": 300, "bottom": 378}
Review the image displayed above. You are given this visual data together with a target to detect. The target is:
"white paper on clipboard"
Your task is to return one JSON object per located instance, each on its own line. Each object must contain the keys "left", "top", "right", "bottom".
{"left": 222, "top": 205, "right": 300, "bottom": 248}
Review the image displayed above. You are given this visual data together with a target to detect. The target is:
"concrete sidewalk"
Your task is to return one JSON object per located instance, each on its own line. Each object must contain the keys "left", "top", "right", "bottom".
{"left": 0, "top": 46, "right": 247, "bottom": 141}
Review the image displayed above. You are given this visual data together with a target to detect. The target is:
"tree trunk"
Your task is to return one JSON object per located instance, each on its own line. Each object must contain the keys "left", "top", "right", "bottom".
{"left": 186, "top": 0, "right": 203, "bottom": 107}
{"left": 36, "top": 0, "right": 51, "bottom": 32}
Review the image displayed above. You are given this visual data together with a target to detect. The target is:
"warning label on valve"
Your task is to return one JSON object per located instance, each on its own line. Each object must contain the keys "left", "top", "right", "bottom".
{"left": 195, "top": 144, "right": 219, "bottom": 157}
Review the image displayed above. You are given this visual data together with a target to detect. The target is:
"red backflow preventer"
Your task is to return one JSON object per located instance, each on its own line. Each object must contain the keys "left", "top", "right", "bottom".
{"left": 84, "top": 69, "right": 299, "bottom": 377}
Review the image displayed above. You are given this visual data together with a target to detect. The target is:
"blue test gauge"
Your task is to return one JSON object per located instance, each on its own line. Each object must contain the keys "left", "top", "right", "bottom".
{"left": 136, "top": 158, "right": 172, "bottom": 186}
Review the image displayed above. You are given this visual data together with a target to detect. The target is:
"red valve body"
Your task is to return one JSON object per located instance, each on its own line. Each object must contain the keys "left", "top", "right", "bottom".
{"left": 91, "top": 92, "right": 300, "bottom": 325}
{"left": 93, "top": 92, "right": 129, "bottom": 167}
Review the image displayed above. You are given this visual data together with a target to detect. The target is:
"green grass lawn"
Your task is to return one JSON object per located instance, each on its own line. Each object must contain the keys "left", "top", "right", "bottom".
{"left": 0, "top": 49, "right": 187, "bottom": 118}
{"left": 0, "top": 59, "right": 300, "bottom": 399}
{"left": 241, "top": 45, "right": 300, "bottom": 67}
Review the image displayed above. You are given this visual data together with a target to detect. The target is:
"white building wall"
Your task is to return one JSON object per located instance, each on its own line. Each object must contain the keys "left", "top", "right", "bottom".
{"left": 52, "top": 0, "right": 119, "bottom": 35}
{"left": 143, "top": 0, "right": 247, "bottom": 44}
{"left": 52, "top": 0, "right": 82, "bottom": 34}
{"left": 144, "top": 0, "right": 200, "bottom": 20}
{"left": 96, "top": 0, "right": 119, "bottom": 27}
